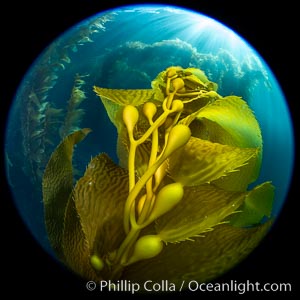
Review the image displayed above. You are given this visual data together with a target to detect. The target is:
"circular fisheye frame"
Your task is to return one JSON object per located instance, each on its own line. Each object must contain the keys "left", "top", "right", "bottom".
{"left": 4, "top": 4, "right": 294, "bottom": 291}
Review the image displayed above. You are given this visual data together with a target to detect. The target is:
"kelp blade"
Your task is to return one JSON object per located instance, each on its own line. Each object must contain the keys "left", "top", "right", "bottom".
{"left": 124, "top": 221, "right": 272, "bottom": 285}
{"left": 72, "top": 153, "right": 129, "bottom": 262}
{"left": 156, "top": 184, "right": 245, "bottom": 243}
{"left": 196, "top": 96, "right": 262, "bottom": 148}
{"left": 195, "top": 96, "right": 263, "bottom": 190}
{"left": 168, "top": 136, "right": 258, "bottom": 187}
{"left": 230, "top": 182, "right": 275, "bottom": 227}
{"left": 62, "top": 195, "right": 96, "bottom": 279}
{"left": 42, "top": 128, "right": 91, "bottom": 259}
{"left": 93, "top": 87, "right": 154, "bottom": 106}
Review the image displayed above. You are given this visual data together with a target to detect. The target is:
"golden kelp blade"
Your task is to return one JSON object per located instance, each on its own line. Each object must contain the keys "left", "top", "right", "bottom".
{"left": 42, "top": 128, "right": 91, "bottom": 258}
{"left": 184, "top": 67, "right": 212, "bottom": 85}
{"left": 93, "top": 86, "right": 154, "bottom": 106}
{"left": 73, "top": 153, "right": 129, "bottom": 258}
{"left": 156, "top": 184, "right": 245, "bottom": 243}
{"left": 62, "top": 195, "right": 95, "bottom": 280}
{"left": 123, "top": 221, "right": 272, "bottom": 285}
{"left": 192, "top": 96, "right": 263, "bottom": 190}
{"left": 230, "top": 182, "right": 275, "bottom": 227}
{"left": 196, "top": 96, "right": 262, "bottom": 148}
{"left": 168, "top": 136, "right": 258, "bottom": 187}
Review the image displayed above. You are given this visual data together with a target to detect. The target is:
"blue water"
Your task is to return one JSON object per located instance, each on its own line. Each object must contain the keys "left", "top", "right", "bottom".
{"left": 4, "top": 5, "right": 294, "bottom": 255}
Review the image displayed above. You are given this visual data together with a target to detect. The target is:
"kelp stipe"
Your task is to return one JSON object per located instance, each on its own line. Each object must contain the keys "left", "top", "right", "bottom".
{"left": 59, "top": 73, "right": 89, "bottom": 138}
{"left": 42, "top": 66, "right": 274, "bottom": 287}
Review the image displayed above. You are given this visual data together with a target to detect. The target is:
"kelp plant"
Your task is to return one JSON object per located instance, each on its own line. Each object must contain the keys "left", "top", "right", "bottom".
{"left": 42, "top": 66, "right": 274, "bottom": 286}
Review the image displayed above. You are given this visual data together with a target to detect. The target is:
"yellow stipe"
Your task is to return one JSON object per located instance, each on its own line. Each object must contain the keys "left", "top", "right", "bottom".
{"left": 154, "top": 161, "right": 167, "bottom": 191}
{"left": 135, "top": 110, "right": 169, "bottom": 146}
{"left": 124, "top": 123, "right": 190, "bottom": 233}
{"left": 165, "top": 93, "right": 175, "bottom": 109}
{"left": 137, "top": 195, "right": 147, "bottom": 216}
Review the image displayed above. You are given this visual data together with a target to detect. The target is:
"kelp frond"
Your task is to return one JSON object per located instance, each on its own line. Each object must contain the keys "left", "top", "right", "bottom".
{"left": 59, "top": 74, "right": 89, "bottom": 138}
{"left": 42, "top": 66, "right": 274, "bottom": 286}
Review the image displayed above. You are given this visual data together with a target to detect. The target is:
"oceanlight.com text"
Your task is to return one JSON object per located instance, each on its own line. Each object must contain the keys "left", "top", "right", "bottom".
{"left": 86, "top": 279, "right": 292, "bottom": 294}
{"left": 187, "top": 280, "right": 292, "bottom": 294}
